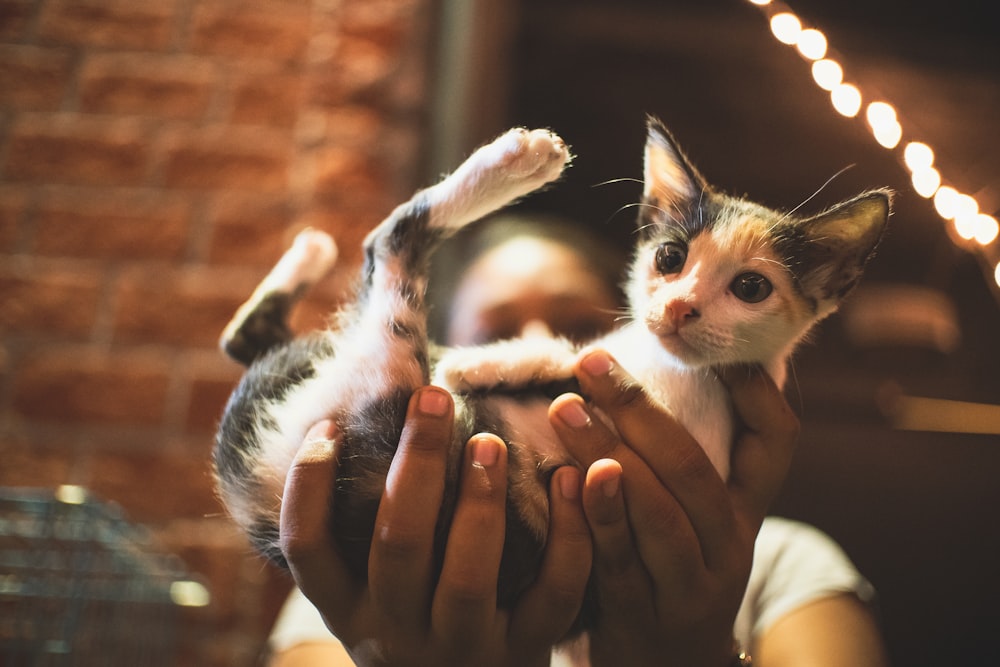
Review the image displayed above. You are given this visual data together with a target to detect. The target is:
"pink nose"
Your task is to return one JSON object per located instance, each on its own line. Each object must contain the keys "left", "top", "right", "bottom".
{"left": 667, "top": 300, "right": 700, "bottom": 328}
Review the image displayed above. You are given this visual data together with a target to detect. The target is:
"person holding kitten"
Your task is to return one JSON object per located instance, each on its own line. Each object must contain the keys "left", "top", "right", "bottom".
{"left": 267, "top": 215, "right": 889, "bottom": 667}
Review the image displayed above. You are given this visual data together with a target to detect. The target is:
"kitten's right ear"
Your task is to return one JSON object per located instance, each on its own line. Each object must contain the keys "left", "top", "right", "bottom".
{"left": 643, "top": 116, "right": 710, "bottom": 213}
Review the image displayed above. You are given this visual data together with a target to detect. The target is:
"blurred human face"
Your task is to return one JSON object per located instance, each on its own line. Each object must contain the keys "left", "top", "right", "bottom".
{"left": 445, "top": 236, "right": 620, "bottom": 346}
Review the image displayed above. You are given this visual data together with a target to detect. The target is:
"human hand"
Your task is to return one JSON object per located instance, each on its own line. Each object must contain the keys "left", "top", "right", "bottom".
{"left": 548, "top": 349, "right": 800, "bottom": 667}
{"left": 279, "top": 386, "right": 593, "bottom": 667}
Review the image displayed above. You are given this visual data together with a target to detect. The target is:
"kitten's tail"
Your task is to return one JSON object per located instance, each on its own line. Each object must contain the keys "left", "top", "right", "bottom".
{"left": 220, "top": 228, "right": 338, "bottom": 366}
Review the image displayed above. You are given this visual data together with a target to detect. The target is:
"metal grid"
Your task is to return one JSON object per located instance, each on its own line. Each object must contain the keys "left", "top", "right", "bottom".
{"left": 0, "top": 487, "right": 204, "bottom": 666}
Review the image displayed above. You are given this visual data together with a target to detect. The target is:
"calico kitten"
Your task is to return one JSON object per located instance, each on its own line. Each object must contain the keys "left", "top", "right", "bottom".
{"left": 213, "top": 117, "right": 889, "bottom": 634}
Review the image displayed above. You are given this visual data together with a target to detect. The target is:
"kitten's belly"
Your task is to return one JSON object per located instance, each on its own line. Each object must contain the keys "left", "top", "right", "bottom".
{"left": 490, "top": 395, "right": 568, "bottom": 465}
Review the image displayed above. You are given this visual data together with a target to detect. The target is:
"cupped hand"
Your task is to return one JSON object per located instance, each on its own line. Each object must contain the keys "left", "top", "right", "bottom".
{"left": 548, "top": 349, "right": 800, "bottom": 667}
{"left": 279, "top": 386, "right": 593, "bottom": 667}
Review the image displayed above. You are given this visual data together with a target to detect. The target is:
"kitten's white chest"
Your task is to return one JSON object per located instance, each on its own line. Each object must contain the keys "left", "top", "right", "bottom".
{"left": 602, "top": 325, "right": 733, "bottom": 479}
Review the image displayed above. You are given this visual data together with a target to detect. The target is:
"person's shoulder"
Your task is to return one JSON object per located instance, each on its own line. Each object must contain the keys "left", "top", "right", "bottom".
{"left": 756, "top": 516, "right": 841, "bottom": 553}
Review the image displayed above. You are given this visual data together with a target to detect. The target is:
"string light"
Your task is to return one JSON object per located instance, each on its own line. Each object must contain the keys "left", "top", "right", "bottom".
{"left": 770, "top": 13, "right": 802, "bottom": 44}
{"left": 911, "top": 167, "right": 941, "bottom": 199}
{"left": 974, "top": 214, "right": 999, "bottom": 245}
{"left": 831, "top": 83, "right": 862, "bottom": 117}
{"left": 746, "top": 0, "right": 998, "bottom": 300}
{"left": 903, "top": 142, "right": 935, "bottom": 171}
{"left": 811, "top": 59, "right": 843, "bottom": 90}
{"left": 796, "top": 29, "right": 827, "bottom": 60}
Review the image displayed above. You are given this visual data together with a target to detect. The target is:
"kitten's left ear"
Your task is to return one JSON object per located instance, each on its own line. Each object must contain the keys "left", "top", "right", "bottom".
{"left": 789, "top": 188, "right": 892, "bottom": 306}
{"left": 643, "top": 116, "right": 710, "bottom": 212}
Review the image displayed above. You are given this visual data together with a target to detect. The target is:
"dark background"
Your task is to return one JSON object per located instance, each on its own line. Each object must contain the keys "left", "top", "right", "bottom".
{"left": 493, "top": 1, "right": 999, "bottom": 664}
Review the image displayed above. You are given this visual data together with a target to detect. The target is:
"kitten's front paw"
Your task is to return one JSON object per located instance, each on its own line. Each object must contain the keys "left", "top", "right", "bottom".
{"left": 499, "top": 128, "right": 570, "bottom": 185}
{"left": 478, "top": 128, "right": 569, "bottom": 193}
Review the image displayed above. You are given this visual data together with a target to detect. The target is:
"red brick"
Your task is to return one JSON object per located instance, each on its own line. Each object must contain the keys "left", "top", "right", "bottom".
{"left": 82, "top": 449, "right": 221, "bottom": 522}
{"left": 0, "top": 438, "right": 74, "bottom": 488}
{"left": 341, "top": 0, "right": 410, "bottom": 49}
{"left": 206, "top": 194, "right": 297, "bottom": 265}
{"left": 79, "top": 54, "right": 216, "bottom": 120}
{"left": 0, "top": 260, "right": 102, "bottom": 336}
{"left": 300, "top": 106, "right": 384, "bottom": 150}
{"left": 0, "top": 0, "right": 34, "bottom": 40}
{"left": 0, "top": 45, "right": 74, "bottom": 111}
{"left": 33, "top": 188, "right": 192, "bottom": 260}
{"left": 160, "top": 127, "right": 292, "bottom": 191}
{"left": 112, "top": 265, "right": 257, "bottom": 347}
{"left": 312, "top": 145, "right": 384, "bottom": 198}
{"left": 310, "top": 36, "right": 396, "bottom": 106}
{"left": 190, "top": 3, "right": 310, "bottom": 63}
{"left": 4, "top": 114, "right": 151, "bottom": 186}
{"left": 186, "top": 375, "right": 239, "bottom": 435}
{"left": 0, "top": 187, "right": 28, "bottom": 251}
{"left": 38, "top": 0, "right": 177, "bottom": 51}
{"left": 229, "top": 70, "right": 303, "bottom": 127}
{"left": 12, "top": 347, "right": 171, "bottom": 425}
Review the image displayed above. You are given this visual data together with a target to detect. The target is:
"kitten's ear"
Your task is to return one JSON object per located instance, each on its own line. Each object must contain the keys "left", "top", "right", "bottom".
{"left": 643, "top": 116, "right": 709, "bottom": 211}
{"left": 790, "top": 189, "right": 892, "bottom": 306}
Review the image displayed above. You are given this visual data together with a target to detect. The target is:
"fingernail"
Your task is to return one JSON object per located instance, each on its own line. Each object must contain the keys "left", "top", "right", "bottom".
{"left": 471, "top": 435, "right": 500, "bottom": 467}
{"left": 305, "top": 419, "right": 335, "bottom": 442}
{"left": 559, "top": 467, "right": 581, "bottom": 500}
{"left": 417, "top": 387, "right": 450, "bottom": 417}
{"left": 301, "top": 420, "right": 336, "bottom": 459}
{"left": 556, "top": 400, "right": 592, "bottom": 429}
{"left": 581, "top": 349, "right": 613, "bottom": 376}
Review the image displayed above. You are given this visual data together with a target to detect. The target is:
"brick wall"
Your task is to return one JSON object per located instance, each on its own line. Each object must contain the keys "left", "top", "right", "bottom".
{"left": 0, "top": 0, "right": 434, "bottom": 664}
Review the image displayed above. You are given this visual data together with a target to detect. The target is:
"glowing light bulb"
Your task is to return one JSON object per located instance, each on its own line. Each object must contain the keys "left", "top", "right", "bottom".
{"left": 866, "top": 102, "right": 896, "bottom": 127}
{"left": 994, "top": 261, "right": 1000, "bottom": 288}
{"left": 796, "top": 29, "right": 828, "bottom": 60}
{"left": 933, "top": 186, "right": 959, "bottom": 219}
{"left": 770, "top": 13, "right": 802, "bottom": 45}
{"left": 903, "top": 142, "right": 935, "bottom": 171}
{"left": 748, "top": 0, "right": 772, "bottom": 5}
{"left": 954, "top": 193, "right": 979, "bottom": 220}
{"left": 973, "top": 214, "right": 999, "bottom": 245}
{"left": 954, "top": 214, "right": 977, "bottom": 240}
{"left": 811, "top": 59, "right": 843, "bottom": 91}
{"left": 873, "top": 121, "right": 902, "bottom": 149}
{"left": 911, "top": 167, "right": 941, "bottom": 198}
{"left": 831, "top": 83, "right": 862, "bottom": 117}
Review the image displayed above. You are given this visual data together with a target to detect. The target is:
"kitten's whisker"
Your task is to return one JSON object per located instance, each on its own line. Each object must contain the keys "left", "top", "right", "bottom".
{"left": 778, "top": 164, "right": 856, "bottom": 223}
{"left": 591, "top": 177, "right": 644, "bottom": 188}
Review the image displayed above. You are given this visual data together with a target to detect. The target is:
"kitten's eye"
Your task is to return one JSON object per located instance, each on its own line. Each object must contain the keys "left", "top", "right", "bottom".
{"left": 654, "top": 242, "right": 686, "bottom": 274}
{"left": 731, "top": 273, "right": 773, "bottom": 303}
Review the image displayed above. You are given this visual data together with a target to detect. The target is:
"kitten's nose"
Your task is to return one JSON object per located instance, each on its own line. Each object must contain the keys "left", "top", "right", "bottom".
{"left": 667, "top": 300, "right": 700, "bottom": 327}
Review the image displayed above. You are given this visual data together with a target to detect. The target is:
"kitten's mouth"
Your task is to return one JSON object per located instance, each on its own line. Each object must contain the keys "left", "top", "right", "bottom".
{"left": 652, "top": 326, "right": 697, "bottom": 358}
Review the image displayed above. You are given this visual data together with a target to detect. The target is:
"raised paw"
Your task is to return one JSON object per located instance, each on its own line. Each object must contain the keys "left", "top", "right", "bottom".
{"left": 492, "top": 127, "right": 570, "bottom": 186}
{"left": 425, "top": 127, "right": 571, "bottom": 231}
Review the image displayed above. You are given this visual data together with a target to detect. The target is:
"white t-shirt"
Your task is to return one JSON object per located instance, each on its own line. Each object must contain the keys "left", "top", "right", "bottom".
{"left": 269, "top": 516, "right": 875, "bottom": 663}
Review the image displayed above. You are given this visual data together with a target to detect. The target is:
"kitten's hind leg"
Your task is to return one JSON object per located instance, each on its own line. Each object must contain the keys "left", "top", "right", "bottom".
{"left": 220, "top": 228, "right": 338, "bottom": 365}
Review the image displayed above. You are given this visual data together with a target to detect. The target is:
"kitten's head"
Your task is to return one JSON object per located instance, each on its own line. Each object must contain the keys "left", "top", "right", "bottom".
{"left": 629, "top": 116, "right": 890, "bottom": 371}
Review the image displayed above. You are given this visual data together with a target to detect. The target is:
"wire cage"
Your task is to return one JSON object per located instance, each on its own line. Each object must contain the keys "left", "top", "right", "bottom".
{"left": 0, "top": 486, "right": 209, "bottom": 666}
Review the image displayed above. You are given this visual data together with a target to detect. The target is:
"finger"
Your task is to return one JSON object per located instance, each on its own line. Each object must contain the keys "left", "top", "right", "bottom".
{"left": 582, "top": 459, "right": 658, "bottom": 628}
{"left": 432, "top": 433, "right": 508, "bottom": 644}
{"left": 368, "top": 386, "right": 455, "bottom": 625}
{"left": 718, "top": 364, "right": 800, "bottom": 525}
{"left": 280, "top": 420, "right": 358, "bottom": 620}
{"left": 570, "top": 349, "right": 737, "bottom": 566}
{"left": 511, "top": 466, "right": 592, "bottom": 648}
{"left": 550, "top": 393, "right": 703, "bottom": 584}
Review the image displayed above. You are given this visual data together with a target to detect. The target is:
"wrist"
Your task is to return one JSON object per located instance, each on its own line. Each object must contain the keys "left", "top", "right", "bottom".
{"left": 728, "top": 640, "right": 752, "bottom": 667}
